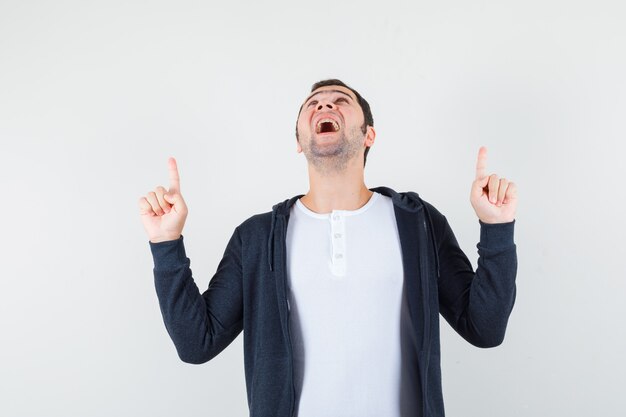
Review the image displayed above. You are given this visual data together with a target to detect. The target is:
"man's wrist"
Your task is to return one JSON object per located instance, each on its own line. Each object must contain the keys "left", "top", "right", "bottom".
{"left": 478, "top": 219, "right": 515, "bottom": 248}
{"left": 149, "top": 234, "right": 187, "bottom": 270}
{"left": 150, "top": 234, "right": 182, "bottom": 244}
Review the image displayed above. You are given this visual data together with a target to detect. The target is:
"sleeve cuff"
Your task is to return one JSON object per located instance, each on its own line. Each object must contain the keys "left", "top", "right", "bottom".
{"left": 478, "top": 219, "right": 515, "bottom": 249}
{"left": 149, "top": 234, "right": 188, "bottom": 271}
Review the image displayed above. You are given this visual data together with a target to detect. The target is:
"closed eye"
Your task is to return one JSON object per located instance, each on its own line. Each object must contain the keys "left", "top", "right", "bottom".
{"left": 306, "top": 97, "right": 349, "bottom": 107}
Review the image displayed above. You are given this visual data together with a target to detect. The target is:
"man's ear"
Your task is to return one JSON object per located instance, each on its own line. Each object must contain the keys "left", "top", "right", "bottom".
{"left": 296, "top": 138, "right": 302, "bottom": 153}
{"left": 364, "top": 126, "right": 376, "bottom": 148}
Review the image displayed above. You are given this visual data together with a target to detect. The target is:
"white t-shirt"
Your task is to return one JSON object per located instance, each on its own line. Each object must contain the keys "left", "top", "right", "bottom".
{"left": 286, "top": 191, "right": 420, "bottom": 417}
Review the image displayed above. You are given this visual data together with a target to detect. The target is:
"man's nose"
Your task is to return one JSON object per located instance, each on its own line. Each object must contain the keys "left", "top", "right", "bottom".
{"left": 316, "top": 101, "right": 334, "bottom": 111}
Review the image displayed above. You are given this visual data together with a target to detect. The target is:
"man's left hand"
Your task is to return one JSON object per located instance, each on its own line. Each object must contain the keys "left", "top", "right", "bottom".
{"left": 470, "top": 146, "right": 518, "bottom": 224}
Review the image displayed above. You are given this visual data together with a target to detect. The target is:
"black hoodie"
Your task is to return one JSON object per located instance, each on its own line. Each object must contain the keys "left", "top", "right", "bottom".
{"left": 149, "top": 185, "right": 517, "bottom": 417}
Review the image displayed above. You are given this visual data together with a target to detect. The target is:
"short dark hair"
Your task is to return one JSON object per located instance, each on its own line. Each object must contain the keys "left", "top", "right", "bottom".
{"left": 295, "top": 79, "right": 374, "bottom": 167}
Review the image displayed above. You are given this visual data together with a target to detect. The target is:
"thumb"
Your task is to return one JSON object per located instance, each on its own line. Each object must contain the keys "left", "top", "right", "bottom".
{"left": 164, "top": 192, "right": 186, "bottom": 210}
{"left": 472, "top": 175, "right": 490, "bottom": 197}
{"left": 476, "top": 175, "right": 489, "bottom": 189}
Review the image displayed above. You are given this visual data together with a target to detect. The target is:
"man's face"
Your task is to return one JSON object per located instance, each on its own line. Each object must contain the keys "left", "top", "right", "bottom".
{"left": 296, "top": 85, "right": 373, "bottom": 170}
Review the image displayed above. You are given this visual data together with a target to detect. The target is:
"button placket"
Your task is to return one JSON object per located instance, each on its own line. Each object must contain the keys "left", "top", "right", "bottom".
{"left": 330, "top": 211, "right": 346, "bottom": 276}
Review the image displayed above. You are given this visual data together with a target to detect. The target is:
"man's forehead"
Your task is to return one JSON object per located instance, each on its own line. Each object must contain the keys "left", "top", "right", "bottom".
{"left": 303, "top": 86, "right": 356, "bottom": 103}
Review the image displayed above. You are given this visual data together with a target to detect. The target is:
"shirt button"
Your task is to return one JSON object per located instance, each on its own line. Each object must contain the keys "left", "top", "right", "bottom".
{"left": 333, "top": 214, "right": 340, "bottom": 220}
{"left": 335, "top": 253, "right": 343, "bottom": 259}
{"left": 334, "top": 233, "right": 342, "bottom": 238}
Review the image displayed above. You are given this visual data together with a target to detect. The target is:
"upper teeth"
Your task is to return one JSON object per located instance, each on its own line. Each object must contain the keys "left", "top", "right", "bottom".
{"left": 316, "top": 118, "right": 339, "bottom": 133}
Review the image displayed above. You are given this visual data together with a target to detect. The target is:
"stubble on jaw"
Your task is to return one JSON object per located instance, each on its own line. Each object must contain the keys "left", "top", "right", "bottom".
{"left": 300, "top": 126, "right": 365, "bottom": 176}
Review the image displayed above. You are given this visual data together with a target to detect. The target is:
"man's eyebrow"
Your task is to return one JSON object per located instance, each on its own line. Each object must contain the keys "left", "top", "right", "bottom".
{"left": 303, "top": 89, "right": 354, "bottom": 104}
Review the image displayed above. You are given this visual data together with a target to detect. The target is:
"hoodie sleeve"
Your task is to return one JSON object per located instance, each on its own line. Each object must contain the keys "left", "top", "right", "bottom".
{"left": 149, "top": 229, "right": 244, "bottom": 364}
{"left": 435, "top": 215, "right": 517, "bottom": 348}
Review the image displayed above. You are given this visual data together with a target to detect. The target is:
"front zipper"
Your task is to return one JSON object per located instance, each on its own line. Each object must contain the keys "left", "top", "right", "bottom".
{"left": 280, "top": 217, "right": 296, "bottom": 417}
{"left": 421, "top": 218, "right": 432, "bottom": 416}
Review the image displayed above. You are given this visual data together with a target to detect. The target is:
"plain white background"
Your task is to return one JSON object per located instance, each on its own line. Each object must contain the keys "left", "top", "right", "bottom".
{"left": 1, "top": 0, "right": 625, "bottom": 416}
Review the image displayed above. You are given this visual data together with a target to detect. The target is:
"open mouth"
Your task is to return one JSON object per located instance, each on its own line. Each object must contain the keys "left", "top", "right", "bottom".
{"left": 315, "top": 118, "right": 340, "bottom": 134}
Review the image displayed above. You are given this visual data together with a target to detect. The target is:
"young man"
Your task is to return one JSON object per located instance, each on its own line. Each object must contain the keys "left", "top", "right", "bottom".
{"left": 138, "top": 79, "right": 518, "bottom": 417}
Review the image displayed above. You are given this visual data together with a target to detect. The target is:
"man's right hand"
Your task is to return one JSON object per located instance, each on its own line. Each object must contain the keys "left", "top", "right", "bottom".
{"left": 138, "top": 157, "right": 189, "bottom": 243}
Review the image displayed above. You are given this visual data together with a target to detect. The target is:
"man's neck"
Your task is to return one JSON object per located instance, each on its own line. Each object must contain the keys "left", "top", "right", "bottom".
{"left": 300, "top": 158, "right": 373, "bottom": 214}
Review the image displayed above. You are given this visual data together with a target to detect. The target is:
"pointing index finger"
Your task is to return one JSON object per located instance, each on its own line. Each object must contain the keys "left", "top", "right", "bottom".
{"left": 475, "top": 146, "right": 488, "bottom": 180}
{"left": 168, "top": 157, "right": 180, "bottom": 191}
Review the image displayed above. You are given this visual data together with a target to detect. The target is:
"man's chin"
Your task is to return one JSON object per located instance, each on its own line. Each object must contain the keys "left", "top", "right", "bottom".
{"left": 308, "top": 144, "right": 344, "bottom": 158}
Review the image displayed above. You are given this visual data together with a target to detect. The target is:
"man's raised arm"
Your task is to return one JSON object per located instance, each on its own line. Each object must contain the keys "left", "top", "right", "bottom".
{"left": 436, "top": 146, "right": 519, "bottom": 347}
{"left": 139, "top": 158, "right": 243, "bottom": 363}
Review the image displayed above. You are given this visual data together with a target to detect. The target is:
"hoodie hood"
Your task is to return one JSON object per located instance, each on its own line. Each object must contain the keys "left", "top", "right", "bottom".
{"left": 267, "top": 186, "right": 440, "bottom": 278}
{"left": 267, "top": 193, "right": 303, "bottom": 272}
